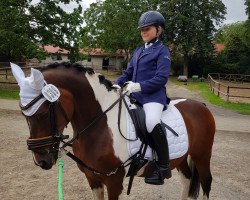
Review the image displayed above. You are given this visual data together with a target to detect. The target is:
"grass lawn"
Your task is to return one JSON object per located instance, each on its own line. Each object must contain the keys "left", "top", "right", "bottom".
{"left": 170, "top": 77, "right": 250, "bottom": 115}
{"left": 0, "top": 89, "right": 19, "bottom": 99}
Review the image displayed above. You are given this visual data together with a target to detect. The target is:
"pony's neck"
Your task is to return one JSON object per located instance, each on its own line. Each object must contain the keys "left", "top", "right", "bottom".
{"left": 60, "top": 71, "right": 118, "bottom": 139}
{"left": 43, "top": 68, "right": 103, "bottom": 134}
{"left": 85, "top": 73, "right": 119, "bottom": 112}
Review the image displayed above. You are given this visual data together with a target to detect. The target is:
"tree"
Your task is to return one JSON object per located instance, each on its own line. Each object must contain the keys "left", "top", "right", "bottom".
{"left": 214, "top": 22, "right": 250, "bottom": 74}
{"left": 215, "top": 22, "right": 250, "bottom": 48}
{"left": 81, "top": 0, "right": 160, "bottom": 67}
{"left": 82, "top": 0, "right": 226, "bottom": 75}
{"left": 245, "top": 0, "right": 250, "bottom": 19}
{"left": 0, "top": 0, "right": 83, "bottom": 62}
{"left": 160, "top": 0, "right": 226, "bottom": 76}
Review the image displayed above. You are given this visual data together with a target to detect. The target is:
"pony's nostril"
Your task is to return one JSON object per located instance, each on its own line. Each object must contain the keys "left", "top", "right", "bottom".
{"left": 39, "top": 160, "right": 47, "bottom": 168}
{"left": 38, "top": 160, "right": 53, "bottom": 170}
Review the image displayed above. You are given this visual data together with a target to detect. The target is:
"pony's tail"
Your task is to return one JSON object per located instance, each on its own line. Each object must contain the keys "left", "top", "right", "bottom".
{"left": 188, "top": 158, "right": 200, "bottom": 199}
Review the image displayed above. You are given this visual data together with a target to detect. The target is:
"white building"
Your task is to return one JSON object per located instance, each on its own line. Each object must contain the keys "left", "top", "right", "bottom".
{"left": 27, "top": 45, "right": 126, "bottom": 71}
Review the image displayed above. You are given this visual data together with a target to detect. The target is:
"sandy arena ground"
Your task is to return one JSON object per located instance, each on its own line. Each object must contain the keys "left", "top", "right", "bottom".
{"left": 0, "top": 81, "right": 249, "bottom": 199}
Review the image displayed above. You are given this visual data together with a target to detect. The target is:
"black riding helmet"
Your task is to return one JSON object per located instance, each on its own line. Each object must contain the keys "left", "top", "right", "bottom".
{"left": 138, "top": 11, "right": 165, "bottom": 29}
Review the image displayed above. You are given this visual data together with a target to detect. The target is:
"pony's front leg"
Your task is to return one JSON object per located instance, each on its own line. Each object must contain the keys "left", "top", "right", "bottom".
{"left": 105, "top": 171, "right": 125, "bottom": 200}
{"left": 85, "top": 173, "right": 104, "bottom": 200}
{"left": 92, "top": 186, "right": 104, "bottom": 200}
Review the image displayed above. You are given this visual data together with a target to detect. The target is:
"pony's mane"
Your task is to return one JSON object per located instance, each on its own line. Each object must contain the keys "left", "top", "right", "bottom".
{"left": 40, "top": 62, "right": 95, "bottom": 74}
{"left": 98, "top": 74, "right": 113, "bottom": 91}
{"left": 41, "top": 62, "right": 113, "bottom": 91}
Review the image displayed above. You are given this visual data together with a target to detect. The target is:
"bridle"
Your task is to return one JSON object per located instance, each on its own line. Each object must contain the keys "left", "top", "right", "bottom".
{"left": 21, "top": 86, "right": 141, "bottom": 178}
{"left": 21, "top": 88, "right": 130, "bottom": 152}
{"left": 21, "top": 93, "right": 70, "bottom": 153}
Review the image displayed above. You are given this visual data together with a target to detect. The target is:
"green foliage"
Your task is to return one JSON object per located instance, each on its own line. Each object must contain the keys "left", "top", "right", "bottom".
{"left": 161, "top": 0, "right": 226, "bottom": 76}
{"left": 213, "top": 22, "right": 250, "bottom": 74}
{"left": 163, "top": 0, "right": 226, "bottom": 54}
{"left": 169, "top": 50, "right": 183, "bottom": 75}
{"left": 81, "top": 0, "right": 150, "bottom": 57}
{"left": 0, "top": 0, "right": 83, "bottom": 61}
{"left": 82, "top": 0, "right": 226, "bottom": 74}
{"left": 245, "top": 0, "right": 250, "bottom": 19}
{"left": 215, "top": 22, "right": 250, "bottom": 48}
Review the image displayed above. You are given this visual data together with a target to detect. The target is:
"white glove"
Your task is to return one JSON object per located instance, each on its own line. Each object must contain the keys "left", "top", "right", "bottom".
{"left": 112, "top": 84, "right": 121, "bottom": 91}
{"left": 125, "top": 81, "right": 141, "bottom": 94}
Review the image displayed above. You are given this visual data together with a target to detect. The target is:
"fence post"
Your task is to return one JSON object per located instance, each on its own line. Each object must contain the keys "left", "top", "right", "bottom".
{"left": 5, "top": 68, "right": 8, "bottom": 80}
{"left": 218, "top": 83, "right": 220, "bottom": 97}
{"left": 212, "top": 81, "right": 214, "bottom": 93}
{"left": 227, "top": 86, "right": 229, "bottom": 101}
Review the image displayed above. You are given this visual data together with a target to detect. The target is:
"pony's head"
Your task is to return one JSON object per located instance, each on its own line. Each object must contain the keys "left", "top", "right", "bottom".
{"left": 11, "top": 63, "right": 72, "bottom": 169}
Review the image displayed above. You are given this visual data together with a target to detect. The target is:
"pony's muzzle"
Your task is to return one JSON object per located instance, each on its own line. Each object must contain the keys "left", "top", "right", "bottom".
{"left": 38, "top": 159, "right": 53, "bottom": 170}
{"left": 33, "top": 150, "right": 56, "bottom": 170}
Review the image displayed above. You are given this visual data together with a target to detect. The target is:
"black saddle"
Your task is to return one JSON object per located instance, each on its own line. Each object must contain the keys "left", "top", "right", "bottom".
{"left": 126, "top": 96, "right": 171, "bottom": 148}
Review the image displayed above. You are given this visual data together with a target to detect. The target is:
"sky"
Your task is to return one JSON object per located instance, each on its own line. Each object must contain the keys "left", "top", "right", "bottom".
{"left": 32, "top": 0, "right": 248, "bottom": 25}
{"left": 221, "top": 0, "right": 248, "bottom": 24}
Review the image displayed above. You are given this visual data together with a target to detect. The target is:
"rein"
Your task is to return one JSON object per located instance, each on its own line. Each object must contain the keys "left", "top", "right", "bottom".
{"left": 23, "top": 87, "right": 139, "bottom": 177}
{"left": 59, "top": 90, "right": 142, "bottom": 176}
{"left": 62, "top": 90, "right": 134, "bottom": 148}
{"left": 62, "top": 148, "right": 138, "bottom": 176}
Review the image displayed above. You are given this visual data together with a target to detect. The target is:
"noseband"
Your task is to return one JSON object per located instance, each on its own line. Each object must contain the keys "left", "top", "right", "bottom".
{"left": 20, "top": 94, "right": 69, "bottom": 153}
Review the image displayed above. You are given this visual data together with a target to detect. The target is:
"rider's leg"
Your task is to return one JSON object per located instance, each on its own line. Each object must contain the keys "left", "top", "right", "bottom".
{"left": 143, "top": 103, "right": 172, "bottom": 185}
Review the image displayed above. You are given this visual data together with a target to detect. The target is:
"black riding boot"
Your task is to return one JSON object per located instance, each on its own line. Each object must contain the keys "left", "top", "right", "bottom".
{"left": 145, "top": 123, "right": 172, "bottom": 185}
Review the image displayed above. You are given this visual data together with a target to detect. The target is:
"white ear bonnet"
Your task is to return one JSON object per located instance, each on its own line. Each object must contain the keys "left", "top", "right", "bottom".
{"left": 10, "top": 63, "right": 46, "bottom": 116}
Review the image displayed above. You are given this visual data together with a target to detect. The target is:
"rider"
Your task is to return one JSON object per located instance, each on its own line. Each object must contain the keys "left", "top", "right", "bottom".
{"left": 113, "top": 11, "right": 171, "bottom": 185}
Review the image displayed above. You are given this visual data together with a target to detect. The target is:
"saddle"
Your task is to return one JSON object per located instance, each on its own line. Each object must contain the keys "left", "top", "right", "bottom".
{"left": 124, "top": 96, "right": 179, "bottom": 194}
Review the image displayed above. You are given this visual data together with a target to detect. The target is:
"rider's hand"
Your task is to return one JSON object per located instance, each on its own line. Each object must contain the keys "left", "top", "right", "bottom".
{"left": 125, "top": 81, "right": 141, "bottom": 95}
{"left": 112, "top": 84, "right": 121, "bottom": 91}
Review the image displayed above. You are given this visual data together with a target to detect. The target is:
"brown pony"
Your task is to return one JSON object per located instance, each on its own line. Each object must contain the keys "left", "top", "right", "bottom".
{"left": 11, "top": 62, "right": 215, "bottom": 200}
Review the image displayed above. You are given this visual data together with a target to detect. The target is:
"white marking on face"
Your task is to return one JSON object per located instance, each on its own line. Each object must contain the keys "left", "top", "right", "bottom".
{"left": 85, "top": 73, "right": 129, "bottom": 169}
{"left": 92, "top": 187, "right": 104, "bottom": 200}
{"left": 178, "top": 170, "right": 191, "bottom": 200}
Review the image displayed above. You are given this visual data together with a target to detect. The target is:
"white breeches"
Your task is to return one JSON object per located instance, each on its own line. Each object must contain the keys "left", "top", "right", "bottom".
{"left": 143, "top": 102, "right": 164, "bottom": 133}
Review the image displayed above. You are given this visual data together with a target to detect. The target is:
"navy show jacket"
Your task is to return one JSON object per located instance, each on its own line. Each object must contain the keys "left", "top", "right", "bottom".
{"left": 116, "top": 40, "right": 171, "bottom": 107}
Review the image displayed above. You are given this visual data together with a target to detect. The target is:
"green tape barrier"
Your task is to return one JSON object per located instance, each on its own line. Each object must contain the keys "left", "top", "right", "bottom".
{"left": 58, "top": 158, "right": 64, "bottom": 200}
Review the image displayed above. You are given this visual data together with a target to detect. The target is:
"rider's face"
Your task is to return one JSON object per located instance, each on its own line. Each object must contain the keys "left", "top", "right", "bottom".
{"left": 140, "top": 25, "right": 157, "bottom": 43}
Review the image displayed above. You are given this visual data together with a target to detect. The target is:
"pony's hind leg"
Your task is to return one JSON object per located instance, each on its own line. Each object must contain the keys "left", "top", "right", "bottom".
{"left": 177, "top": 156, "right": 192, "bottom": 200}
{"left": 193, "top": 157, "right": 212, "bottom": 200}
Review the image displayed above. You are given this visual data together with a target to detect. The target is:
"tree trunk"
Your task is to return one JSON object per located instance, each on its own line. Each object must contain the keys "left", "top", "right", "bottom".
{"left": 183, "top": 54, "right": 189, "bottom": 77}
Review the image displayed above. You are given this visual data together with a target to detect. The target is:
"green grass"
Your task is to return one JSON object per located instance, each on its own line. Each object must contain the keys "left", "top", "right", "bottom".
{"left": 0, "top": 89, "right": 19, "bottom": 99}
{"left": 170, "top": 77, "right": 250, "bottom": 115}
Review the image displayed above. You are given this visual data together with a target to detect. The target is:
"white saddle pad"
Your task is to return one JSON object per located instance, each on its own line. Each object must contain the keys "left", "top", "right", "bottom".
{"left": 126, "top": 99, "right": 189, "bottom": 161}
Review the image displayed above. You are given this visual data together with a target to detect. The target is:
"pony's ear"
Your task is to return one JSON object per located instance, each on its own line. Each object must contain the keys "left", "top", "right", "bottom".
{"left": 29, "top": 68, "right": 45, "bottom": 90}
{"left": 10, "top": 62, "right": 25, "bottom": 85}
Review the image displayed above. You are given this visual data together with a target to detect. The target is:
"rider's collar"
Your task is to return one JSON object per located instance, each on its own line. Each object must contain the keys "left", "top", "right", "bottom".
{"left": 145, "top": 38, "right": 158, "bottom": 49}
